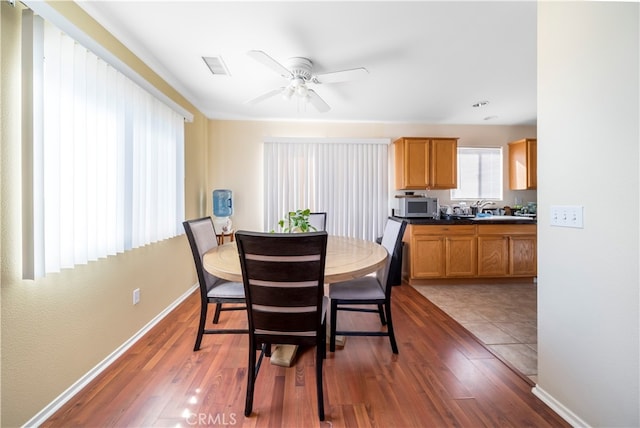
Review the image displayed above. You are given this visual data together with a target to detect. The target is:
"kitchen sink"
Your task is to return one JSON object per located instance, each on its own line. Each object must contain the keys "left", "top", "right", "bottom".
{"left": 473, "top": 215, "right": 535, "bottom": 221}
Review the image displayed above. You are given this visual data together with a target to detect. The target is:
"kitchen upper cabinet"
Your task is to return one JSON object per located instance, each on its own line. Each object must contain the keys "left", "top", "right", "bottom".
{"left": 394, "top": 137, "right": 458, "bottom": 190}
{"left": 508, "top": 138, "right": 537, "bottom": 190}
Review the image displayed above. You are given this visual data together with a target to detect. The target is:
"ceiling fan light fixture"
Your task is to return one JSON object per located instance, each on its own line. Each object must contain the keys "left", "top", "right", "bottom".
{"left": 296, "top": 83, "right": 308, "bottom": 97}
{"left": 282, "top": 85, "right": 295, "bottom": 100}
{"left": 246, "top": 50, "right": 360, "bottom": 113}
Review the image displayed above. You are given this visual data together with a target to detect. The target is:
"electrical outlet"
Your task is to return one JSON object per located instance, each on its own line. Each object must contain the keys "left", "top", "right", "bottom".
{"left": 133, "top": 288, "right": 141, "bottom": 305}
{"left": 550, "top": 205, "right": 584, "bottom": 228}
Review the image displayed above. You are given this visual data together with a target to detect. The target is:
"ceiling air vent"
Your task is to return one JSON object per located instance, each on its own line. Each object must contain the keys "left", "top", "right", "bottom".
{"left": 202, "top": 56, "right": 230, "bottom": 76}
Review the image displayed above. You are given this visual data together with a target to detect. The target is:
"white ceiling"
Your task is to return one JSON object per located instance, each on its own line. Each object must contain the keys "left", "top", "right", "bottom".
{"left": 76, "top": 1, "right": 537, "bottom": 125}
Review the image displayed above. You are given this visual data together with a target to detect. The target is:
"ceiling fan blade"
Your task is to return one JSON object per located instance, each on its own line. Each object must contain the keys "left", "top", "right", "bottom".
{"left": 307, "top": 89, "right": 330, "bottom": 112}
{"left": 245, "top": 87, "right": 284, "bottom": 105}
{"left": 247, "top": 50, "right": 292, "bottom": 79}
{"left": 313, "top": 67, "right": 369, "bottom": 84}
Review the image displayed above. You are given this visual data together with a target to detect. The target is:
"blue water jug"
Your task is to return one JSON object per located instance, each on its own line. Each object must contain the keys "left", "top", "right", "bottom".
{"left": 213, "top": 189, "right": 233, "bottom": 217}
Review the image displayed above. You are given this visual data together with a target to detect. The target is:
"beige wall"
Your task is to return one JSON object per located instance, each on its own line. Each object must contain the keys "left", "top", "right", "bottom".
{"left": 207, "top": 120, "right": 536, "bottom": 232}
{"left": 0, "top": 2, "right": 209, "bottom": 426}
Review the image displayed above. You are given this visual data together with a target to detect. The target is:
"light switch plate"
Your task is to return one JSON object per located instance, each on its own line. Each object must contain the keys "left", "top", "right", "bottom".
{"left": 550, "top": 205, "right": 584, "bottom": 228}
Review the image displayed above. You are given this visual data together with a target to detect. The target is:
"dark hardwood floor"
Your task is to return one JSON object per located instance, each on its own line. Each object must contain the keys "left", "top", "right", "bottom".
{"left": 43, "top": 284, "right": 569, "bottom": 427}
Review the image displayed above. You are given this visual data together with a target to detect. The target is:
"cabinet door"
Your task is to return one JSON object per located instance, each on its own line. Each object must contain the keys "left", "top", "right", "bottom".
{"left": 411, "top": 235, "right": 445, "bottom": 278}
{"left": 428, "top": 138, "right": 458, "bottom": 189}
{"left": 510, "top": 235, "right": 537, "bottom": 276}
{"left": 509, "top": 138, "right": 537, "bottom": 190}
{"left": 477, "top": 236, "right": 509, "bottom": 276}
{"left": 526, "top": 140, "right": 537, "bottom": 189}
{"left": 445, "top": 235, "right": 476, "bottom": 277}
{"left": 397, "top": 138, "right": 428, "bottom": 189}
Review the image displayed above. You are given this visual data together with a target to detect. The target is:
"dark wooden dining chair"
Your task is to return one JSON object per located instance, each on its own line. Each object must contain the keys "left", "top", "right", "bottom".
{"left": 235, "top": 230, "right": 329, "bottom": 421}
{"left": 183, "top": 217, "right": 247, "bottom": 351}
{"left": 329, "top": 217, "right": 407, "bottom": 354}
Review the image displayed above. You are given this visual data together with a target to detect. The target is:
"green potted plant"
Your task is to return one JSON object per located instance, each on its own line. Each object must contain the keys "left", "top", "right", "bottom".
{"left": 277, "top": 208, "right": 317, "bottom": 233}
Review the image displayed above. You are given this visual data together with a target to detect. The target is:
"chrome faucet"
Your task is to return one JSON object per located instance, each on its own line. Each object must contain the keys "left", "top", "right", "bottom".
{"left": 474, "top": 200, "right": 495, "bottom": 210}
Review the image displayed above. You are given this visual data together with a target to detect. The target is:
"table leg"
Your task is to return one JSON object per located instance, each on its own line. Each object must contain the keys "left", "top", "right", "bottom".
{"left": 269, "top": 284, "right": 351, "bottom": 367}
{"left": 270, "top": 345, "right": 298, "bottom": 367}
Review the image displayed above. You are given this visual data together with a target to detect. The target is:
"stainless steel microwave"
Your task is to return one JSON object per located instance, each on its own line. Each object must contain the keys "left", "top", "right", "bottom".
{"left": 395, "top": 197, "right": 438, "bottom": 218}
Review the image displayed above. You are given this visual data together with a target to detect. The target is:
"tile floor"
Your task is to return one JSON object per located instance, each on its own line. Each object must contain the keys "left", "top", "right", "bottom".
{"left": 411, "top": 282, "right": 538, "bottom": 383}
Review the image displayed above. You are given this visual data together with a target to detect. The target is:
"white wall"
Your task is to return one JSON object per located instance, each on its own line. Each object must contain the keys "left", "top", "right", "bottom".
{"left": 536, "top": 2, "right": 639, "bottom": 426}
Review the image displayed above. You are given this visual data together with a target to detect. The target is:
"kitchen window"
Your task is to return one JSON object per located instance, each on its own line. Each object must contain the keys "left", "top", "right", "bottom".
{"left": 451, "top": 147, "right": 503, "bottom": 200}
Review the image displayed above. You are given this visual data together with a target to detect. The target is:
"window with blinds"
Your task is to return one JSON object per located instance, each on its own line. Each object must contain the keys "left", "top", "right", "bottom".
{"left": 22, "top": 14, "right": 185, "bottom": 279}
{"left": 263, "top": 138, "right": 389, "bottom": 241}
{"left": 451, "top": 147, "right": 503, "bottom": 200}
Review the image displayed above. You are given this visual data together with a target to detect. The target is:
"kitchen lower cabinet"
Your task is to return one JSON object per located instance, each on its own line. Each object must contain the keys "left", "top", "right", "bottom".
{"left": 477, "top": 224, "right": 537, "bottom": 277}
{"left": 411, "top": 234, "right": 445, "bottom": 278}
{"left": 509, "top": 235, "right": 537, "bottom": 276}
{"left": 477, "top": 236, "right": 509, "bottom": 276}
{"left": 445, "top": 235, "right": 476, "bottom": 277}
{"left": 405, "top": 225, "right": 476, "bottom": 279}
{"left": 403, "top": 223, "right": 536, "bottom": 284}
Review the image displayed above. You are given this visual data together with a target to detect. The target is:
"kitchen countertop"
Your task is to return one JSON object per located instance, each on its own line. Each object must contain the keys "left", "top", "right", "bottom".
{"left": 391, "top": 215, "right": 537, "bottom": 225}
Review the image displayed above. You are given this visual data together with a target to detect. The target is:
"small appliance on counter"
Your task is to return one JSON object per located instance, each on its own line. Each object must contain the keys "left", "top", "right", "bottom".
{"left": 395, "top": 195, "right": 438, "bottom": 218}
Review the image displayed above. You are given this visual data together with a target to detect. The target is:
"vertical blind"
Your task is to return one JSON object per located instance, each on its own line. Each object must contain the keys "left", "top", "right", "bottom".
{"left": 23, "top": 17, "right": 184, "bottom": 278}
{"left": 451, "top": 147, "right": 503, "bottom": 200}
{"left": 263, "top": 138, "right": 389, "bottom": 241}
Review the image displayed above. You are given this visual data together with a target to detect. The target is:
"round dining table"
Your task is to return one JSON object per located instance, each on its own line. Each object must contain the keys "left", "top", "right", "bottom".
{"left": 202, "top": 234, "right": 388, "bottom": 367}
{"left": 203, "top": 234, "right": 388, "bottom": 284}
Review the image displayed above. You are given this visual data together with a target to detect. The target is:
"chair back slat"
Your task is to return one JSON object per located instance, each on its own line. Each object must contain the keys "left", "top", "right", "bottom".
{"left": 250, "top": 284, "right": 319, "bottom": 308}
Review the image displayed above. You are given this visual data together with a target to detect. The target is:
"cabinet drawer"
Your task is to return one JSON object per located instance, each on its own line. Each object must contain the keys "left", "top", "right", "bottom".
{"left": 411, "top": 225, "right": 476, "bottom": 235}
{"left": 477, "top": 224, "right": 536, "bottom": 235}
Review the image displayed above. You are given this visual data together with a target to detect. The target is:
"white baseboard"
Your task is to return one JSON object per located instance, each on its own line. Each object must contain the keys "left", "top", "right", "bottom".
{"left": 532, "top": 385, "right": 590, "bottom": 428}
{"left": 23, "top": 284, "right": 198, "bottom": 428}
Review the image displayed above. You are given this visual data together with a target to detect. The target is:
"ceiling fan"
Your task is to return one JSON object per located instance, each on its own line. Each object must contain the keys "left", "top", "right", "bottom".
{"left": 245, "top": 50, "right": 369, "bottom": 112}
